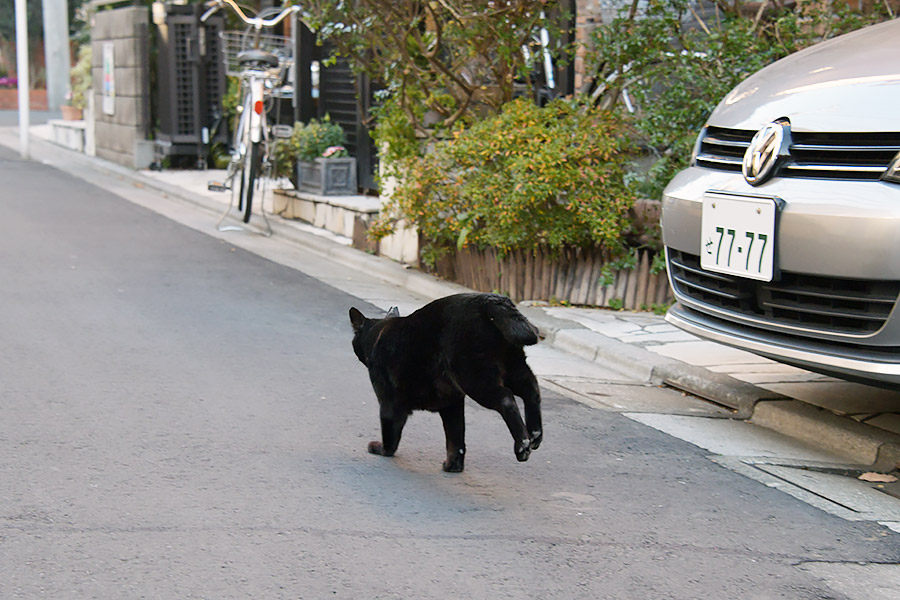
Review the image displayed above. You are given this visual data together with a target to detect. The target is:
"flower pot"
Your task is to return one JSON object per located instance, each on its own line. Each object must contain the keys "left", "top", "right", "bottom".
{"left": 60, "top": 105, "right": 83, "bottom": 120}
{"left": 297, "top": 157, "right": 357, "bottom": 196}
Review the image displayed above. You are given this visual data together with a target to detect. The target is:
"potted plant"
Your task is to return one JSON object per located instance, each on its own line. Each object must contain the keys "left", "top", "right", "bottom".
{"left": 63, "top": 45, "right": 92, "bottom": 120}
{"left": 60, "top": 94, "right": 82, "bottom": 120}
{"left": 275, "top": 117, "right": 357, "bottom": 195}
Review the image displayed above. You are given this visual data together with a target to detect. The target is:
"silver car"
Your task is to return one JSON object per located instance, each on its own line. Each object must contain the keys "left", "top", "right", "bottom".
{"left": 661, "top": 18, "right": 900, "bottom": 386}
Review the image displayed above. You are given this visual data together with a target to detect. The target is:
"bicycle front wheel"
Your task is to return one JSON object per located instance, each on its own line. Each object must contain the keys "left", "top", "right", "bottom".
{"left": 238, "top": 141, "right": 262, "bottom": 223}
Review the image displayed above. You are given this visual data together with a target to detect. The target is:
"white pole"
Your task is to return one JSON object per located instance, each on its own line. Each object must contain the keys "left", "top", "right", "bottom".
{"left": 15, "top": 0, "right": 31, "bottom": 159}
{"left": 43, "top": 0, "right": 72, "bottom": 111}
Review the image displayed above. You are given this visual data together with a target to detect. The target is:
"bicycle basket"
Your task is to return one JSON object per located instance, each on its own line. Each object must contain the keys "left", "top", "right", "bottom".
{"left": 220, "top": 30, "right": 293, "bottom": 78}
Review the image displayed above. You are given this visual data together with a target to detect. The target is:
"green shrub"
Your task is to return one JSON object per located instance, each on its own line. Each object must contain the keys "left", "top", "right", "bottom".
{"left": 69, "top": 45, "right": 92, "bottom": 110}
{"left": 371, "top": 97, "right": 638, "bottom": 265}
{"left": 273, "top": 117, "right": 347, "bottom": 177}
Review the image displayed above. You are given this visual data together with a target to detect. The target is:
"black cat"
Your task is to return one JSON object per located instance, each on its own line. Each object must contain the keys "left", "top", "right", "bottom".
{"left": 349, "top": 293, "right": 543, "bottom": 472}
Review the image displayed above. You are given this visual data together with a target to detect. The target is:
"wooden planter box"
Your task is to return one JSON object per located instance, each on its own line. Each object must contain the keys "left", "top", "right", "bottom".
{"left": 431, "top": 246, "right": 673, "bottom": 310}
{"left": 297, "top": 157, "right": 357, "bottom": 196}
{"left": 0, "top": 88, "right": 48, "bottom": 110}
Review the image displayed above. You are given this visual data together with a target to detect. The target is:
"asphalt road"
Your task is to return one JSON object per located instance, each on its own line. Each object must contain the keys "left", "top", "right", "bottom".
{"left": 2, "top": 143, "right": 899, "bottom": 599}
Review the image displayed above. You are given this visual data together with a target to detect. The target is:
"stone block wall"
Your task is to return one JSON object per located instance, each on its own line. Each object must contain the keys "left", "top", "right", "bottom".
{"left": 91, "top": 6, "right": 152, "bottom": 169}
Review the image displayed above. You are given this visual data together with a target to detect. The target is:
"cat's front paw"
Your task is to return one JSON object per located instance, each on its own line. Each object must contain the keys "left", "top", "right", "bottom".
{"left": 515, "top": 438, "right": 532, "bottom": 462}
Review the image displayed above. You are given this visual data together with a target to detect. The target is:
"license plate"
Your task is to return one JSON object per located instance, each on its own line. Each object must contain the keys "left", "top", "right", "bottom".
{"left": 700, "top": 192, "right": 777, "bottom": 282}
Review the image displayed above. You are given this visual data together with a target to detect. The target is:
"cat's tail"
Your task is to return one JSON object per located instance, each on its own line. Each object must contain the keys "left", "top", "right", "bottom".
{"left": 483, "top": 295, "right": 539, "bottom": 346}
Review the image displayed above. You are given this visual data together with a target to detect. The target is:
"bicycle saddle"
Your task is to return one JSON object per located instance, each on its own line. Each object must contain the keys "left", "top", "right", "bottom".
{"left": 237, "top": 50, "right": 280, "bottom": 69}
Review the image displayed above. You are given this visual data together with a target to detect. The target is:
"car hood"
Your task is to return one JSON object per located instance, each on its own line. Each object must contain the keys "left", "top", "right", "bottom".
{"left": 708, "top": 19, "right": 900, "bottom": 132}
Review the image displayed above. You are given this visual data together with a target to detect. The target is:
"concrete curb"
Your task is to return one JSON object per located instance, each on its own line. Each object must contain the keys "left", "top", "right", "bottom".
{"left": 751, "top": 400, "right": 900, "bottom": 470}
{"left": 651, "top": 361, "right": 788, "bottom": 419}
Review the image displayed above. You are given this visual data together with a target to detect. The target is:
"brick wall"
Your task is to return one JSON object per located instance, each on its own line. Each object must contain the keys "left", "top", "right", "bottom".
{"left": 574, "top": 1, "right": 632, "bottom": 91}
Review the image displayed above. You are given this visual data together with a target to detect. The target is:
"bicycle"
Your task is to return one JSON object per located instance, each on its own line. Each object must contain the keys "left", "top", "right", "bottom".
{"left": 201, "top": 0, "right": 299, "bottom": 233}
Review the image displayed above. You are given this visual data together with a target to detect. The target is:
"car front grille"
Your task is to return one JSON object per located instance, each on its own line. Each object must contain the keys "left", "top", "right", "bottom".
{"left": 695, "top": 126, "right": 900, "bottom": 180}
{"left": 668, "top": 250, "right": 900, "bottom": 335}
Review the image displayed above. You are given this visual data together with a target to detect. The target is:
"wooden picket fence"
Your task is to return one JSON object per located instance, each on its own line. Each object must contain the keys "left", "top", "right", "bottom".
{"left": 431, "top": 246, "right": 673, "bottom": 309}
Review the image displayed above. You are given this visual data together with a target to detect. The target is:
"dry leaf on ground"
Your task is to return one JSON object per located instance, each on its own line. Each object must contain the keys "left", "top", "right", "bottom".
{"left": 858, "top": 472, "right": 899, "bottom": 483}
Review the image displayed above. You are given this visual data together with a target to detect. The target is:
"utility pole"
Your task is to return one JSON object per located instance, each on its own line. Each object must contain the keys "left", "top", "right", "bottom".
{"left": 15, "top": 0, "right": 30, "bottom": 159}
{"left": 43, "top": 0, "right": 72, "bottom": 111}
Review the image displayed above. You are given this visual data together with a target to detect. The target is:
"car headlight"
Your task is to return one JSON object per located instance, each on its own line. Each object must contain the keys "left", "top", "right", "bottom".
{"left": 883, "top": 151, "right": 900, "bottom": 184}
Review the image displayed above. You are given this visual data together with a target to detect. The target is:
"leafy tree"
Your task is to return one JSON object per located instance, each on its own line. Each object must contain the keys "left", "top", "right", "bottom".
{"left": 305, "top": 0, "right": 571, "bottom": 139}
{"left": 0, "top": 0, "right": 43, "bottom": 41}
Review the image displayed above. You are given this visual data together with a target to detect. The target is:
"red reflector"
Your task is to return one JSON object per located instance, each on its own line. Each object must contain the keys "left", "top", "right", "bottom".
{"left": 254, "top": 100, "right": 264, "bottom": 114}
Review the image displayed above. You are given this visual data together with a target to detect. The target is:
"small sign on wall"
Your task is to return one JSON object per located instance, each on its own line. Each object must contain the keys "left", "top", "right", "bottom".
{"left": 102, "top": 41, "right": 115, "bottom": 116}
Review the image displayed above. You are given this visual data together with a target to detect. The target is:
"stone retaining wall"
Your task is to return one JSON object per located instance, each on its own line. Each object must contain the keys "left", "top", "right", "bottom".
{"left": 91, "top": 6, "right": 151, "bottom": 169}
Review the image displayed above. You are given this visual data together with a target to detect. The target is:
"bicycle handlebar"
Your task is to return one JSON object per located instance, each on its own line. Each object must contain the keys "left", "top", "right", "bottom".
{"left": 201, "top": 0, "right": 300, "bottom": 29}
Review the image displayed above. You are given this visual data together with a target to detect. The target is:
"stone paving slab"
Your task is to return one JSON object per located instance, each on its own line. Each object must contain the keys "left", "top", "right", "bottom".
{"left": 546, "top": 380, "right": 733, "bottom": 417}
{"left": 866, "top": 414, "right": 900, "bottom": 436}
{"left": 732, "top": 372, "right": 840, "bottom": 385}
{"left": 647, "top": 340, "right": 770, "bottom": 366}
{"left": 625, "top": 412, "right": 851, "bottom": 463}
{"left": 758, "top": 381, "right": 900, "bottom": 416}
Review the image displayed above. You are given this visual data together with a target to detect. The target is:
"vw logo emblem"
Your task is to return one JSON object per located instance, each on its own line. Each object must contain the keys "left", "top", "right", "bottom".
{"left": 742, "top": 120, "right": 789, "bottom": 186}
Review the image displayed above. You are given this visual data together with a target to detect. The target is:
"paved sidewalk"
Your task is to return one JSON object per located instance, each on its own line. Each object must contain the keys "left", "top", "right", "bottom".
{"left": 5, "top": 121, "right": 900, "bottom": 469}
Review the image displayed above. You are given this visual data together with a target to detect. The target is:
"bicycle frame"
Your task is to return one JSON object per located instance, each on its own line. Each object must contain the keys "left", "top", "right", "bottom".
{"left": 202, "top": 0, "right": 299, "bottom": 233}
{"left": 234, "top": 74, "right": 267, "bottom": 153}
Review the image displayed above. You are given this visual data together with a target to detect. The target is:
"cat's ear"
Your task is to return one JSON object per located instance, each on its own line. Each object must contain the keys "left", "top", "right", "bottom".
{"left": 349, "top": 307, "right": 367, "bottom": 332}
{"left": 386, "top": 306, "right": 400, "bottom": 318}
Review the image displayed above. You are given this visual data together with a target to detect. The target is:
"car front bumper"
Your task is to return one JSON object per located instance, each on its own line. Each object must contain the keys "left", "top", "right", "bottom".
{"left": 661, "top": 166, "right": 900, "bottom": 386}
{"left": 666, "top": 301, "right": 900, "bottom": 386}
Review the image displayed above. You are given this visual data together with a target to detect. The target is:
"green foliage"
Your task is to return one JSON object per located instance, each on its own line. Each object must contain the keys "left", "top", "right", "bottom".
{"left": 588, "top": 0, "right": 897, "bottom": 199}
{"left": 651, "top": 251, "right": 667, "bottom": 275}
{"left": 371, "top": 97, "right": 637, "bottom": 262}
{"left": 638, "top": 301, "right": 672, "bottom": 315}
{"left": 370, "top": 95, "right": 425, "bottom": 178}
{"left": 598, "top": 250, "right": 639, "bottom": 287}
{"left": 273, "top": 117, "right": 348, "bottom": 177}
{"left": 651, "top": 301, "right": 672, "bottom": 316}
{"left": 607, "top": 298, "right": 624, "bottom": 311}
{"left": 222, "top": 76, "right": 241, "bottom": 130}
{"left": 69, "top": 45, "right": 91, "bottom": 110}
{"left": 210, "top": 142, "right": 231, "bottom": 169}
{"left": 290, "top": 117, "right": 347, "bottom": 162}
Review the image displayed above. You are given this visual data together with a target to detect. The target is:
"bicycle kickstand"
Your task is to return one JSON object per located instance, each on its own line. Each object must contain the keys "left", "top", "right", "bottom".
{"left": 214, "top": 168, "right": 273, "bottom": 237}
